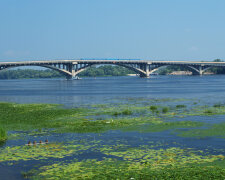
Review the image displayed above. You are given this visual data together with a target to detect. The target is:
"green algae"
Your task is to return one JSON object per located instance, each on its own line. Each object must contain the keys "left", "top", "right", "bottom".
{"left": 0, "top": 125, "right": 7, "bottom": 141}
{"left": 25, "top": 146, "right": 225, "bottom": 179}
{"left": 1, "top": 99, "right": 225, "bottom": 179}
{"left": 31, "top": 160, "right": 225, "bottom": 180}
{"left": 176, "top": 104, "right": 187, "bottom": 108}
{"left": 2, "top": 100, "right": 225, "bottom": 136}
{"left": 0, "top": 141, "right": 99, "bottom": 163}
{"left": 0, "top": 102, "right": 89, "bottom": 131}
{"left": 176, "top": 122, "right": 225, "bottom": 138}
{"left": 121, "top": 120, "right": 203, "bottom": 133}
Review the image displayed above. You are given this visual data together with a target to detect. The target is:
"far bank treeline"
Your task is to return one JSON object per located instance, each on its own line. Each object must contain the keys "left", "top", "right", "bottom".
{"left": 0, "top": 66, "right": 134, "bottom": 79}
{"left": 0, "top": 59, "right": 225, "bottom": 79}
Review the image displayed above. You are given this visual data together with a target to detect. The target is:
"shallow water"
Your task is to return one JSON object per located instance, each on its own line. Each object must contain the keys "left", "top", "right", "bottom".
{"left": 0, "top": 75, "right": 225, "bottom": 179}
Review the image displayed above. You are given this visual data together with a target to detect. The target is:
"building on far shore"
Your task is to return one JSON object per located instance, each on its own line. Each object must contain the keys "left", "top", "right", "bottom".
{"left": 169, "top": 71, "right": 214, "bottom": 75}
{"left": 169, "top": 71, "right": 192, "bottom": 75}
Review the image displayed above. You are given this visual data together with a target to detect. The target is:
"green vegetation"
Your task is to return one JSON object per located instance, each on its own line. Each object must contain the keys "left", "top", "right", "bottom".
{"left": 176, "top": 104, "right": 187, "bottom": 108}
{"left": 0, "top": 126, "right": 7, "bottom": 141}
{"left": 112, "top": 109, "right": 132, "bottom": 116}
{"left": 0, "top": 99, "right": 225, "bottom": 179}
{"left": 150, "top": 105, "right": 158, "bottom": 112}
{"left": 0, "top": 102, "right": 87, "bottom": 131}
{"left": 176, "top": 122, "right": 225, "bottom": 138}
{"left": 213, "top": 103, "right": 224, "bottom": 108}
{"left": 1, "top": 101, "right": 225, "bottom": 134}
{"left": 21, "top": 145, "right": 225, "bottom": 179}
{"left": 162, "top": 107, "right": 169, "bottom": 113}
{"left": 0, "top": 65, "right": 134, "bottom": 79}
{"left": 79, "top": 65, "right": 134, "bottom": 77}
{"left": 123, "top": 121, "right": 203, "bottom": 133}
{"left": 158, "top": 65, "right": 191, "bottom": 75}
{"left": 0, "top": 69, "right": 63, "bottom": 79}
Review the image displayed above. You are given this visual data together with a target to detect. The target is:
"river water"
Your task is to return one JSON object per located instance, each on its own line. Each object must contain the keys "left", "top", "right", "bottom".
{"left": 1, "top": 75, "right": 225, "bottom": 106}
{"left": 0, "top": 75, "right": 225, "bottom": 179}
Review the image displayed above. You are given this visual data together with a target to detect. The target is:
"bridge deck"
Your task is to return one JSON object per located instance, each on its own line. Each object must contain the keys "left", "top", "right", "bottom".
{"left": 1, "top": 60, "right": 225, "bottom": 66}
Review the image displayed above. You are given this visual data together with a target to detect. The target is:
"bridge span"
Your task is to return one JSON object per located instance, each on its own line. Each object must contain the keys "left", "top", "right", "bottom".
{"left": 0, "top": 59, "right": 225, "bottom": 79}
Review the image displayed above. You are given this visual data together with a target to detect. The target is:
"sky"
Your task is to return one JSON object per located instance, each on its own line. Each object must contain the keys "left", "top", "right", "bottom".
{"left": 0, "top": 0, "right": 225, "bottom": 62}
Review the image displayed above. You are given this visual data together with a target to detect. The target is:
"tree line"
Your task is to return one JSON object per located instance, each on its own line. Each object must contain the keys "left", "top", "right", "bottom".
{"left": 0, "top": 65, "right": 134, "bottom": 79}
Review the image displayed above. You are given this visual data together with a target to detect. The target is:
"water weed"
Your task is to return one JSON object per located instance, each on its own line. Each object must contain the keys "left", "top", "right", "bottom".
{"left": 0, "top": 126, "right": 7, "bottom": 141}
{"left": 27, "top": 146, "right": 225, "bottom": 179}
{"left": 176, "top": 122, "right": 225, "bottom": 138}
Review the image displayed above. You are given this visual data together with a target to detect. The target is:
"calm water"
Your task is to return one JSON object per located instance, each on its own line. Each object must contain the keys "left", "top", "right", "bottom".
{"left": 1, "top": 75, "right": 225, "bottom": 179}
{"left": 1, "top": 75, "right": 225, "bottom": 106}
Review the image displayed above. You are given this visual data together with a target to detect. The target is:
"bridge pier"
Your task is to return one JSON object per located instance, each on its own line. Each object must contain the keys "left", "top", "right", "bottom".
{"left": 189, "top": 65, "right": 207, "bottom": 75}
{"left": 139, "top": 63, "right": 151, "bottom": 78}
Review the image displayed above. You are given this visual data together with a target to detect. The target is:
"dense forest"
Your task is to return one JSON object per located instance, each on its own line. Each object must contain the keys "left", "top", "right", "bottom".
{"left": 0, "top": 65, "right": 135, "bottom": 79}
{"left": 0, "top": 60, "right": 225, "bottom": 79}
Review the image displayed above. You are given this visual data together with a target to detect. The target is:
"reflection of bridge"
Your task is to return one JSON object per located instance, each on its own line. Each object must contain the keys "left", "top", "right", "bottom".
{"left": 1, "top": 59, "right": 225, "bottom": 79}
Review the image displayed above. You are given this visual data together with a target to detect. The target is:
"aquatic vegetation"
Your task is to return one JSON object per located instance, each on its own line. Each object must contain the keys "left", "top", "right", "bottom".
{"left": 112, "top": 109, "right": 132, "bottom": 116}
{"left": 0, "top": 126, "right": 7, "bottom": 141}
{"left": 26, "top": 146, "right": 225, "bottom": 179}
{"left": 150, "top": 105, "right": 158, "bottom": 112}
{"left": 0, "top": 98, "right": 225, "bottom": 179}
{"left": 176, "top": 104, "right": 187, "bottom": 108}
{"left": 204, "top": 109, "right": 213, "bottom": 114}
{"left": 0, "top": 142, "right": 98, "bottom": 163}
{"left": 176, "top": 122, "right": 225, "bottom": 138}
{"left": 162, "top": 107, "right": 169, "bottom": 113}
{"left": 213, "top": 103, "right": 224, "bottom": 108}
{"left": 0, "top": 102, "right": 90, "bottom": 132}
{"left": 120, "top": 120, "right": 203, "bottom": 133}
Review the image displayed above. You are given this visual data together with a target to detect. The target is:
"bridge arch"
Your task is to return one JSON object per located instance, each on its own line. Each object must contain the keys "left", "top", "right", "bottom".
{"left": 0, "top": 64, "right": 72, "bottom": 78}
{"left": 0, "top": 63, "right": 148, "bottom": 79}
{"left": 149, "top": 64, "right": 207, "bottom": 75}
{"left": 73, "top": 63, "right": 147, "bottom": 77}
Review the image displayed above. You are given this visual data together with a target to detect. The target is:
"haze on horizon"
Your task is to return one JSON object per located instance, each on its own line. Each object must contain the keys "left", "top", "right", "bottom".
{"left": 0, "top": 0, "right": 225, "bottom": 62}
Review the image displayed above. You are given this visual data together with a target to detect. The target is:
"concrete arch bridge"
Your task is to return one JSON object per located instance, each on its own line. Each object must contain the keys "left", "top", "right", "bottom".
{"left": 0, "top": 59, "right": 225, "bottom": 79}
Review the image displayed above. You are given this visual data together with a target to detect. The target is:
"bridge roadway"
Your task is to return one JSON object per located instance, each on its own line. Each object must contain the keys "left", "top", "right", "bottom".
{"left": 0, "top": 59, "right": 225, "bottom": 79}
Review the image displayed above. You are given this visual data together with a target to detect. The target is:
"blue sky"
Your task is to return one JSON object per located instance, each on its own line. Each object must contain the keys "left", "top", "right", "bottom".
{"left": 0, "top": 0, "right": 225, "bottom": 61}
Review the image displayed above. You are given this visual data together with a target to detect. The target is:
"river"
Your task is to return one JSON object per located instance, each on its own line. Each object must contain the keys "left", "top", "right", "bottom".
{"left": 0, "top": 75, "right": 225, "bottom": 179}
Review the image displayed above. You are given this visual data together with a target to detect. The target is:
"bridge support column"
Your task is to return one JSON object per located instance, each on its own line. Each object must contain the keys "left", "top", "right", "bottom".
{"left": 65, "top": 63, "right": 73, "bottom": 80}
{"left": 139, "top": 64, "right": 150, "bottom": 78}
{"left": 199, "top": 66, "right": 203, "bottom": 75}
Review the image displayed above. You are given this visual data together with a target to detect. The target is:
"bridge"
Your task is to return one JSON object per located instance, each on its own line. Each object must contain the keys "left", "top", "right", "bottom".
{"left": 0, "top": 59, "right": 225, "bottom": 79}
